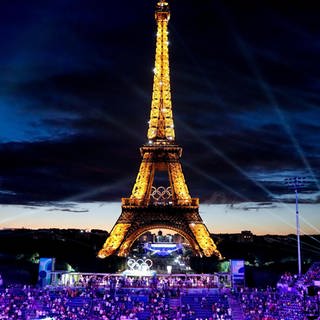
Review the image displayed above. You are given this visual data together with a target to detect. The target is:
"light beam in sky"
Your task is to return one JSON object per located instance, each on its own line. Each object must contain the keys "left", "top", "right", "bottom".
{"left": 230, "top": 30, "right": 320, "bottom": 191}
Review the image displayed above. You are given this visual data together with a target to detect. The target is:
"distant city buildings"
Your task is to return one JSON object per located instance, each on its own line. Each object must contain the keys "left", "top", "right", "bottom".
{"left": 215, "top": 230, "right": 255, "bottom": 243}
{"left": 240, "top": 230, "right": 254, "bottom": 243}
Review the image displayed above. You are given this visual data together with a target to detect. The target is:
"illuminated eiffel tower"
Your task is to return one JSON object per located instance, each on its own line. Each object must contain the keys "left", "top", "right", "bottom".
{"left": 98, "top": 0, "right": 221, "bottom": 259}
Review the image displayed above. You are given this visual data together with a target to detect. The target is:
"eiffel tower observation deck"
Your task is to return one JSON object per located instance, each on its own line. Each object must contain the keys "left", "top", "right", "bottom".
{"left": 98, "top": 0, "right": 221, "bottom": 259}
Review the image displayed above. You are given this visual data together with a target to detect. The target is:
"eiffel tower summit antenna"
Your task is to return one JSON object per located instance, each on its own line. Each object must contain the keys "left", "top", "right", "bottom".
{"left": 98, "top": 0, "right": 221, "bottom": 259}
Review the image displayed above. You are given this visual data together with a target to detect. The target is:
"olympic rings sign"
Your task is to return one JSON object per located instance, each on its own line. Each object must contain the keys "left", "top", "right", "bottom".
{"left": 151, "top": 186, "right": 172, "bottom": 201}
{"left": 127, "top": 258, "right": 153, "bottom": 271}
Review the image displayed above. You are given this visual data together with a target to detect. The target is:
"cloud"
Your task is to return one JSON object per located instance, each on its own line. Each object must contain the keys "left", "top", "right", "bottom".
{"left": 227, "top": 202, "right": 280, "bottom": 211}
{"left": 47, "top": 208, "right": 89, "bottom": 213}
{"left": 0, "top": 0, "right": 319, "bottom": 206}
{"left": 0, "top": 189, "right": 16, "bottom": 196}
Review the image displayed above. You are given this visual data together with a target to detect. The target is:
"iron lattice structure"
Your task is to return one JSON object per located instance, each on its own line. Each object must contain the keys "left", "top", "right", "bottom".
{"left": 98, "top": 0, "right": 221, "bottom": 259}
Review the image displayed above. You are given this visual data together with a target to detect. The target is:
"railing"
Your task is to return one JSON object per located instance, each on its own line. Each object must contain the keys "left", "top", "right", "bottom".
{"left": 122, "top": 197, "right": 199, "bottom": 207}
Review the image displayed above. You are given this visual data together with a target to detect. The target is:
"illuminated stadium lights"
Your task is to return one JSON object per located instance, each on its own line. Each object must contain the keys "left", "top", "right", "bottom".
{"left": 144, "top": 242, "right": 183, "bottom": 256}
{"left": 284, "top": 176, "right": 307, "bottom": 276}
{"left": 151, "top": 243, "right": 177, "bottom": 248}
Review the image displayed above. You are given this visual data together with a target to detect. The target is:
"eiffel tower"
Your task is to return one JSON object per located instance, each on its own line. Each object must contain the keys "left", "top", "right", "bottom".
{"left": 98, "top": 0, "right": 221, "bottom": 259}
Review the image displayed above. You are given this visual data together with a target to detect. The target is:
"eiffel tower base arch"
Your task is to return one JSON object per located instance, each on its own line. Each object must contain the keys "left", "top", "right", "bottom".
{"left": 98, "top": 204, "right": 222, "bottom": 259}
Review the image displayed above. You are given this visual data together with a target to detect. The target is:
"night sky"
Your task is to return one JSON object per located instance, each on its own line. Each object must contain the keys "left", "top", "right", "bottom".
{"left": 0, "top": 0, "right": 319, "bottom": 212}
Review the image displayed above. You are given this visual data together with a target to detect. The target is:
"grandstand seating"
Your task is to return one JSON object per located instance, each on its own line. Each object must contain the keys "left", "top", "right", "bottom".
{"left": 1, "top": 263, "right": 320, "bottom": 319}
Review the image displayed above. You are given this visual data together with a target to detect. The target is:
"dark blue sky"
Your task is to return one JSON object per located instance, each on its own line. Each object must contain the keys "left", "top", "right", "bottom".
{"left": 0, "top": 0, "right": 319, "bottom": 204}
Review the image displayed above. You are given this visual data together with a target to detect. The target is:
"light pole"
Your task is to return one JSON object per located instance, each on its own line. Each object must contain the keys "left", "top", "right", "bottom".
{"left": 285, "top": 176, "right": 306, "bottom": 277}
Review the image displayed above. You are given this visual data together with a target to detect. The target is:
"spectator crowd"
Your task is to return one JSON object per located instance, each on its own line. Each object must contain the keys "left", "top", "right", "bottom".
{"left": 0, "top": 263, "right": 319, "bottom": 320}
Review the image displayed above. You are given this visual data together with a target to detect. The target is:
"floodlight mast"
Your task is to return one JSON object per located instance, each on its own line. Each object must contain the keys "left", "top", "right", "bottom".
{"left": 285, "top": 176, "right": 306, "bottom": 277}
